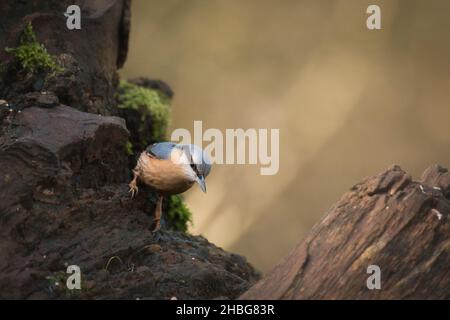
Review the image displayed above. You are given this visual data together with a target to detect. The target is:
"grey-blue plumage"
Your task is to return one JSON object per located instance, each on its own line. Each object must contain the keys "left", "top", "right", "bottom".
{"left": 146, "top": 142, "right": 177, "bottom": 160}
{"left": 130, "top": 142, "right": 212, "bottom": 232}
{"left": 146, "top": 142, "right": 212, "bottom": 184}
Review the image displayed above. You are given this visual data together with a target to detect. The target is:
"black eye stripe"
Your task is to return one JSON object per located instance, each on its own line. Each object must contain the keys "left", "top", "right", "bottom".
{"left": 190, "top": 162, "right": 200, "bottom": 175}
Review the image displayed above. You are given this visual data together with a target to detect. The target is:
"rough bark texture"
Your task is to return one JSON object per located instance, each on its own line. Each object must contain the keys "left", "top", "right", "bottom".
{"left": 0, "top": 106, "right": 129, "bottom": 214}
{"left": 0, "top": 0, "right": 131, "bottom": 115}
{"left": 0, "top": 105, "right": 259, "bottom": 299}
{"left": 0, "top": 0, "right": 260, "bottom": 299}
{"left": 241, "top": 165, "right": 450, "bottom": 299}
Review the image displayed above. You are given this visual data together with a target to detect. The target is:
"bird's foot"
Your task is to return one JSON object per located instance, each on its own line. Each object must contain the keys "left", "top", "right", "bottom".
{"left": 152, "top": 216, "right": 170, "bottom": 241}
{"left": 152, "top": 229, "right": 164, "bottom": 242}
{"left": 152, "top": 226, "right": 169, "bottom": 242}
{"left": 151, "top": 194, "right": 165, "bottom": 241}
{"left": 128, "top": 180, "right": 138, "bottom": 198}
{"left": 152, "top": 218, "right": 161, "bottom": 233}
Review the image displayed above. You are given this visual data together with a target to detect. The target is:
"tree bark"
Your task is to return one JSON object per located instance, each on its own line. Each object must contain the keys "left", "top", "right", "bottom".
{"left": 240, "top": 165, "right": 450, "bottom": 299}
{"left": 0, "top": 1, "right": 261, "bottom": 299}
{"left": 0, "top": 0, "right": 131, "bottom": 115}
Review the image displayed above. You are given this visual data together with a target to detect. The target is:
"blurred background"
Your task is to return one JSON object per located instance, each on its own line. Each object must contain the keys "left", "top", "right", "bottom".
{"left": 121, "top": 0, "right": 450, "bottom": 273}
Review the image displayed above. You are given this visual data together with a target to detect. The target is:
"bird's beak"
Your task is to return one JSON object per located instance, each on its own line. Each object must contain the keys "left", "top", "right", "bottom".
{"left": 196, "top": 175, "right": 207, "bottom": 193}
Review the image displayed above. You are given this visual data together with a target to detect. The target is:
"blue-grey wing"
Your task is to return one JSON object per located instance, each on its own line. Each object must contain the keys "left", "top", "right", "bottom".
{"left": 146, "top": 142, "right": 177, "bottom": 160}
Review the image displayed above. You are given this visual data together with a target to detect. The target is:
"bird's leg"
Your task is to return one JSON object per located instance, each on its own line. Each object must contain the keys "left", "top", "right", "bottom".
{"left": 152, "top": 194, "right": 164, "bottom": 233}
{"left": 128, "top": 169, "right": 139, "bottom": 198}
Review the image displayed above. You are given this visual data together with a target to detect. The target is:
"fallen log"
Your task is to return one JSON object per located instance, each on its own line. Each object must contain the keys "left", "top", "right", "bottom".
{"left": 241, "top": 165, "right": 450, "bottom": 299}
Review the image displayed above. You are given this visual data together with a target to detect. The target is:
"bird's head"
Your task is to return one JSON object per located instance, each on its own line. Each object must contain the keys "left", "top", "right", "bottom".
{"left": 175, "top": 144, "right": 211, "bottom": 193}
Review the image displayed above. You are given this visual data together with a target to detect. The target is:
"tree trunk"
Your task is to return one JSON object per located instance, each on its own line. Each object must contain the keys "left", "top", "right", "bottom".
{"left": 0, "top": 0, "right": 261, "bottom": 299}
{"left": 0, "top": 0, "right": 131, "bottom": 115}
{"left": 240, "top": 165, "right": 450, "bottom": 299}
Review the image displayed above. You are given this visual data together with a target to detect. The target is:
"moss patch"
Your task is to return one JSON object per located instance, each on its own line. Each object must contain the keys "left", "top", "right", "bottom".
{"left": 5, "top": 22, "right": 63, "bottom": 75}
{"left": 117, "top": 80, "right": 192, "bottom": 233}
{"left": 167, "top": 195, "right": 193, "bottom": 233}
{"left": 117, "top": 80, "right": 170, "bottom": 141}
{"left": 45, "top": 271, "right": 81, "bottom": 298}
{"left": 125, "top": 140, "right": 133, "bottom": 156}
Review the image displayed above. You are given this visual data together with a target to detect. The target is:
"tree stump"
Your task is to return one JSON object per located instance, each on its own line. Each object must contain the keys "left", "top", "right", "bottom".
{"left": 0, "top": 0, "right": 131, "bottom": 115}
{"left": 0, "top": 1, "right": 261, "bottom": 299}
{"left": 241, "top": 165, "right": 450, "bottom": 299}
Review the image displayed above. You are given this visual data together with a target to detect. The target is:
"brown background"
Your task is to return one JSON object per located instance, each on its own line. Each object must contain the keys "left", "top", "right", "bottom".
{"left": 121, "top": 0, "right": 450, "bottom": 273}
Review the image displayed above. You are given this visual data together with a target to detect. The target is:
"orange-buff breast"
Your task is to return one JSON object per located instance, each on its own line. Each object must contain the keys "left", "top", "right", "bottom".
{"left": 136, "top": 152, "right": 194, "bottom": 195}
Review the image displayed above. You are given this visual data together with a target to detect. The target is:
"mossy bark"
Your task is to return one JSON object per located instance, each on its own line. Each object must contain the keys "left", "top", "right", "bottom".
{"left": 0, "top": 0, "right": 131, "bottom": 115}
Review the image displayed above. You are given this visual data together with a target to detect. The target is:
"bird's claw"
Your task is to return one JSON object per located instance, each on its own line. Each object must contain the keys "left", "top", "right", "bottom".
{"left": 152, "top": 228, "right": 168, "bottom": 242}
{"left": 152, "top": 231, "right": 163, "bottom": 242}
{"left": 151, "top": 214, "right": 168, "bottom": 242}
{"left": 128, "top": 183, "right": 138, "bottom": 198}
{"left": 152, "top": 218, "right": 161, "bottom": 233}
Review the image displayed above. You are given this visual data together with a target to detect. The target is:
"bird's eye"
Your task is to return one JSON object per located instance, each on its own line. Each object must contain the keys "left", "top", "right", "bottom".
{"left": 190, "top": 163, "right": 199, "bottom": 175}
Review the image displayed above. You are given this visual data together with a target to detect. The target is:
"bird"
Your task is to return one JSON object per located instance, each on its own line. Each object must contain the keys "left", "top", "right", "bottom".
{"left": 128, "top": 142, "right": 211, "bottom": 233}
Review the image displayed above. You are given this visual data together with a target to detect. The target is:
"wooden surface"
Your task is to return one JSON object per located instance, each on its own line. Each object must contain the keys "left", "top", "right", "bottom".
{"left": 241, "top": 165, "right": 450, "bottom": 299}
{"left": 0, "top": 0, "right": 131, "bottom": 115}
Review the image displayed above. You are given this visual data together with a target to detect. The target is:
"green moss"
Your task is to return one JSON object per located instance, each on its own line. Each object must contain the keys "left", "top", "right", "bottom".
{"left": 45, "top": 272, "right": 66, "bottom": 288}
{"left": 167, "top": 195, "right": 193, "bottom": 232}
{"left": 117, "top": 80, "right": 170, "bottom": 141}
{"left": 117, "top": 80, "right": 191, "bottom": 232}
{"left": 5, "top": 22, "right": 63, "bottom": 75}
{"left": 125, "top": 140, "right": 133, "bottom": 156}
{"left": 45, "top": 271, "right": 80, "bottom": 298}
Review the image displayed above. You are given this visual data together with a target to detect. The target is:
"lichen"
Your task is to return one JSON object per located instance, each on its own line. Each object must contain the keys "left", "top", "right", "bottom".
{"left": 117, "top": 80, "right": 170, "bottom": 141}
{"left": 5, "top": 22, "right": 63, "bottom": 75}
{"left": 167, "top": 195, "right": 193, "bottom": 233}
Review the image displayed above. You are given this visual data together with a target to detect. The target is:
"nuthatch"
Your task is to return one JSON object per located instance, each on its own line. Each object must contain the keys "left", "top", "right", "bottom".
{"left": 129, "top": 142, "right": 211, "bottom": 232}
